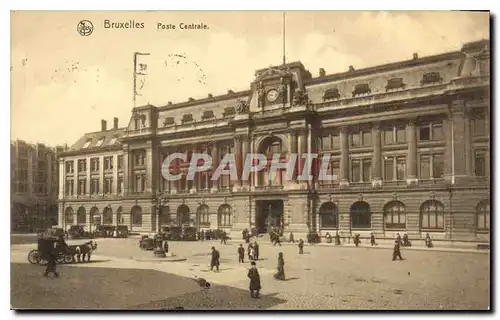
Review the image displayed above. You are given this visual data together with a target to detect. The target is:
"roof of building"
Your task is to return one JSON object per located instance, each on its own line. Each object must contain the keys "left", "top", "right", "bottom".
{"left": 68, "top": 127, "right": 126, "bottom": 152}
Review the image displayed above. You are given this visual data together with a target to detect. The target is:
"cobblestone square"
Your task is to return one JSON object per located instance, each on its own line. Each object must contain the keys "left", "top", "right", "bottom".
{"left": 11, "top": 237, "right": 490, "bottom": 310}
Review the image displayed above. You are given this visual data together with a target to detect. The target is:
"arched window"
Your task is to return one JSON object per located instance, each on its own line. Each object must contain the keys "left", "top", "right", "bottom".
{"left": 218, "top": 204, "right": 232, "bottom": 227}
{"left": 476, "top": 200, "right": 490, "bottom": 231}
{"left": 90, "top": 207, "right": 100, "bottom": 225}
{"left": 197, "top": 205, "right": 210, "bottom": 226}
{"left": 384, "top": 201, "right": 406, "bottom": 229}
{"left": 116, "top": 206, "right": 124, "bottom": 225}
{"left": 420, "top": 200, "right": 445, "bottom": 230}
{"left": 159, "top": 206, "right": 170, "bottom": 226}
{"left": 65, "top": 207, "right": 74, "bottom": 224}
{"left": 131, "top": 205, "right": 142, "bottom": 226}
{"left": 350, "top": 201, "right": 371, "bottom": 229}
{"left": 103, "top": 207, "right": 113, "bottom": 225}
{"left": 319, "top": 202, "right": 338, "bottom": 229}
{"left": 258, "top": 137, "right": 285, "bottom": 187}
{"left": 77, "top": 207, "right": 86, "bottom": 225}
{"left": 177, "top": 205, "right": 190, "bottom": 226}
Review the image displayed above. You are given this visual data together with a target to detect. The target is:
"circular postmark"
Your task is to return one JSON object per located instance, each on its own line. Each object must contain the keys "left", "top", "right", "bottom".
{"left": 77, "top": 20, "right": 94, "bottom": 36}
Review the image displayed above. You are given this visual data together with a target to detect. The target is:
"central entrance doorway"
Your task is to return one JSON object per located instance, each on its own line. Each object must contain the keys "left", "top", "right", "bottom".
{"left": 255, "top": 200, "right": 284, "bottom": 234}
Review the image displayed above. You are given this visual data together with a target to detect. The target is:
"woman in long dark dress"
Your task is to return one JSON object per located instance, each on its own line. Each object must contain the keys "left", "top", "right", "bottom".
{"left": 274, "top": 252, "right": 285, "bottom": 280}
{"left": 247, "top": 261, "right": 261, "bottom": 298}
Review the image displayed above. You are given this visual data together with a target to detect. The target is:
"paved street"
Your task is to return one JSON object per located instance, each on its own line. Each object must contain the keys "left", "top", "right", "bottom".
{"left": 11, "top": 237, "right": 490, "bottom": 310}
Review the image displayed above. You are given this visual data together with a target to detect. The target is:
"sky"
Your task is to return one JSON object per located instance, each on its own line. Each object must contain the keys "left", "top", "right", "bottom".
{"left": 10, "top": 11, "right": 489, "bottom": 146}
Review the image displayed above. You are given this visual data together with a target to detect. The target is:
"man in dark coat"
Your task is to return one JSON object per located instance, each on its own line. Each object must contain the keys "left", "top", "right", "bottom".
{"left": 298, "top": 239, "right": 304, "bottom": 254}
{"left": 220, "top": 231, "right": 227, "bottom": 245}
{"left": 288, "top": 232, "right": 295, "bottom": 243}
{"left": 370, "top": 233, "right": 376, "bottom": 246}
{"left": 253, "top": 241, "right": 260, "bottom": 261}
{"left": 238, "top": 244, "right": 245, "bottom": 263}
{"left": 210, "top": 246, "right": 220, "bottom": 272}
{"left": 392, "top": 240, "right": 403, "bottom": 261}
{"left": 247, "top": 261, "right": 261, "bottom": 298}
{"left": 163, "top": 240, "right": 169, "bottom": 253}
{"left": 42, "top": 238, "right": 61, "bottom": 278}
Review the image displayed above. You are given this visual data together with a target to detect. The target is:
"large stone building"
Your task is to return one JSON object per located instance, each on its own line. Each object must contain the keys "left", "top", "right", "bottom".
{"left": 11, "top": 140, "right": 65, "bottom": 231}
{"left": 57, "top": 39, "right": 490, "bottom": 244}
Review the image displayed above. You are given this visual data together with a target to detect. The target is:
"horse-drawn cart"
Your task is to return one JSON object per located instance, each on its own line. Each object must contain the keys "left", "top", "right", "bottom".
{"left": 27, "top": 238, "right": 98, "bottom": 265}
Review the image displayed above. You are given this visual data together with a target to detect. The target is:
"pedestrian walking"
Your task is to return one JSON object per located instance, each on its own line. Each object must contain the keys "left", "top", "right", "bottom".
{"left": 247, "top": 261, "right": 261, "bottom": 298}
{"left": 425, "top": 233, "right": 433, "bottom": 248}
{"left": 210, "top": 246, "right": 220, "bottom": 272}
{"left": 289, "top": 232, "right": 295, "bottom": 243}
{"left": 253, "top": 241, "right": 260, "bottom": 260}
{"left": 396, "top": 233, "right": 402, "bottom": 246}
{"left": 392, "top": 240, "right": 403, "bottom": 261}
{"left": 274, "top": 230, "right": 282, "bottom": 246}
{"left": 354, "top": 233, "right": 361, "bottom": 247}
{"left": 370, "top": 233, "right": 376, "bottom": 246}
{"left": 220, "top": 231, "right": 227, "bottom": 245}
{"left": 163, "top": 240, "right": 169, "bottom": 253}
{"left": 274, "top": 252, "right": 285, "bottom": 280}
{"left": 247, "top": 242, "right": 253, "bottom": 261}
{"left": 249, "top": 247, "right": 255, "bottom": 261}
{"left": 298, "top": 239, "right": 304, "bottom": 254}
{"left": 335, "top": 232, "right": 341, "bottom": 245}
{"left": 200, "top": 230, "right": 205, "bottom": 242}
{"left": 238, "top": 244, "right": 245, "bottom": 263}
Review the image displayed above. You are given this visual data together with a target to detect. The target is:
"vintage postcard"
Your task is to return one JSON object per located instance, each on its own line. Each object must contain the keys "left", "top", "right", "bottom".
{"left": 10, "top": 10, "right": 490, "bottom": 310}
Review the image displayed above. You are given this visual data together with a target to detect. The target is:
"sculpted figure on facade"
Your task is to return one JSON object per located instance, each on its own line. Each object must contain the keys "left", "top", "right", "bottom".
{"left": 292, "top": 89, "right": 309, "bottom": 106}
{"left": 236, "top": 99, "right": 249, "bottom": 114}
{"left": 257, "top": 81, "right": 266, "bottom": 108}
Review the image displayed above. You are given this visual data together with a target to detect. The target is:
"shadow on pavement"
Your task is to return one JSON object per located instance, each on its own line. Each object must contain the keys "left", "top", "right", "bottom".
{"left": 129, "top": 287, "right": 287, "bottom": 310}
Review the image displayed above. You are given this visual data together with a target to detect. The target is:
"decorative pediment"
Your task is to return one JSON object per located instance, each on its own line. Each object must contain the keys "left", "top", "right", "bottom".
{"left": 255, "top": 66, "right": 290, "bottom": 82}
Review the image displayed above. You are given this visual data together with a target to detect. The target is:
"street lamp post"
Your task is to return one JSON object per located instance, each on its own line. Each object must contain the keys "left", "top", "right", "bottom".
{"left": 153, "top": 194, "right": 168, "bottom": 258}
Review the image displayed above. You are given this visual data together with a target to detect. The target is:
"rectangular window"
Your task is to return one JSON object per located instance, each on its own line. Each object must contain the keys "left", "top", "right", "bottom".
{"left": 396, "top": 157, "right": 406, "bottom": 180}
{"left": 118, "top": 155, "right": 124, "bottom": 170}
{"left": 472, "top": 109, "right": 487, "bottom": 136}
{"left": 65, "top": 180, "right": 73, "bottom": 195}
{"left": 91, "top": 178, "right": 99, "bottom": 194}
{"left": 384, "top": 128, "right": 394, "bottom": 145}
{"left": 78, "top": 160, "right": 87, "bottom": 172}
{"left": 91, "top": 158, "right": 99, "bottom": 172}
{"left": 65, "top": 161, "right": 74, "bottom": 173}
{"left": 351, "top": 160, "right": 361, "bottom": 182}
{"left": 474, "top": 151, "right": 486, "bottom": 176}
{"left": 396, "top": 126, "right": 406, "bottom": 143}
{"left": 179, "top": 174, "right": 186, "bottom": 191}
{"left": 432, "top": 123, "right": 443, "bottom": 141}
{"left": 104, "top": 156, "right": 113, "bottom": 170}
{"left": 322, "top": 135, "right": 331, "bottom": 150}
{"left": 117, "top": 177, "right": 123, "bottom": 194}
{"left": 331, "top": 160, "right": 340, "bottom": 183}
{"left": 78, "top": 180, "right": 86, "bottom": 195}
{"left": 419, "top": 155, "right": 431, "bottom": 179}
{"left": 332, "top": 134, "right": 340, "bottom": 150}
{"left": 200, "top": 172, "right": 207, "bottom": 190}
{"left": 362, "top": 131, "right": 372, "bottom": 146}
{"left": 432, "top": 154, "right": 444, "bottom": 178}
{"left": 104, "top": 178, "right": 113, "bottom": 194}
{"left": 351, "top": 132, "right": 361, "bottom": 147}
{"left": 362, "top": 159, "right": 372, "bottom": 182}
{"left": 419, "top": 126, "right": 430, "bottom": 141}
{"left": 384, "top": 157, "right": 394, "bottom": 181}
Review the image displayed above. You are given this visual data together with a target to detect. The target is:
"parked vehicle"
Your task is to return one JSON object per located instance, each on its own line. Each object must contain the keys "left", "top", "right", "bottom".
{"left": 115, "top": 226, "right": 129, "bottom": 238}
{"left": 68, "top": 226, "right": 92, "bottom": 239}
{"left": 93, "top": 225, "right": 115, "bottom": 238}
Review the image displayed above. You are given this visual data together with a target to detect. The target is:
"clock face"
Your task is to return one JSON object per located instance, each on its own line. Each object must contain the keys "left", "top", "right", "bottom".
{"left": 266, "top": 89, "right": 279, "bottom": 102}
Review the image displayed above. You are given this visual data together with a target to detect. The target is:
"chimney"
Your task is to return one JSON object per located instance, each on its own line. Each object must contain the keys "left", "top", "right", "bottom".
{"left": 413, "top": 53, "right": 418, "bottom": 60}
{"left": 348, "top": 65, "right": 355, "bottom": 72}
{"left": 168, "top": 101, "right": 173, "bottom": 105}
{"left": 188, "top": 97, "right": 195, "bottom": 102}
{"left": 208, "top": 93, "right": 213, "bottom": 98}
{"left": 319, "top": 68, "right": 326, "bottom": 77}
{"left": 113, "top": 117, "right": 118, "bottom": 130}
{"left": 227, "top": 89, "right": 234, "bottom": 94}
{"left": 101, "top": 119, "right": 107, "bottom": 131}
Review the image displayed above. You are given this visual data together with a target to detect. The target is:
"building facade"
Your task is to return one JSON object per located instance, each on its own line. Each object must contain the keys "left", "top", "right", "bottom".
{"left": 11, "top": 140, "right": 64, "bottom": 231}
{"left": 58, "top": 39, "right": 490, "bottom": 243}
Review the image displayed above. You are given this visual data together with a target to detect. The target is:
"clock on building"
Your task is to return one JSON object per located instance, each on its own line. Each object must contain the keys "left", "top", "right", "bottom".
{"left": 266, "top": 89, "right": 279, "bottom": 102}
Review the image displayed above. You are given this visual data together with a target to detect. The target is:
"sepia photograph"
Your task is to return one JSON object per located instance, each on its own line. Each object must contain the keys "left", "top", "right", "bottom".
{"left": 10, "top": 9, "right": 491, "bottom": 310}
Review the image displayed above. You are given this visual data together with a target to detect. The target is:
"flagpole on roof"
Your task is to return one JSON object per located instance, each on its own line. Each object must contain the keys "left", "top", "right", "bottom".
{"left": 133, "top": 52, "right": 150, "bottom": 109}
{"left": 282, "top": 11, "right": 286, "bottom": 66}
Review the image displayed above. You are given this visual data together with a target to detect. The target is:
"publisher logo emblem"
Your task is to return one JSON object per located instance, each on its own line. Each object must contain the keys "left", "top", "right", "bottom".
{"left": 77, "top": 20, "right": 94, "bottom": 36}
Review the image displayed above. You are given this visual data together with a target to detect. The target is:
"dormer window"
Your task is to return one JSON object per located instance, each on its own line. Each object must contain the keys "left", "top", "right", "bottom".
{"left": 95, "top": 138, "right": 105, "bottom": 147}
{"left": 108, "top": 136, "right": 118, "bottom": 145}
{"left": 163, "top": 117, "right": 175, "bottom": 126}
{"left": 421, "top": 72, "right": 443, "bottom": 85}
{"left": 201, "top": 110, "right": 215, "bottom": 120}
{"left": 82, "top": 140, "right": 92, "bottom": 148}
{"left": 323, "top": 88, "right": 340, "bottom": 101}
{"left": 352, "top": 83, "right": 371, "bottom": 97}
{"left": 222, "top": 107, "right": 235, "bottom": 118}
{"left": 385, "top": 78, "right": 406, "bottom": 91}
{"left": 181, "top": 113, "right": 194, "bottom": 124}
{"left": 134, "top": 114, "right": 146, "bottom": 130}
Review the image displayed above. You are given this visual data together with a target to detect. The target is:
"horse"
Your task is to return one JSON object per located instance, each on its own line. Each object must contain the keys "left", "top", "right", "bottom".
{"left": 69, "top": 240, "right": 98, "bottom": 263}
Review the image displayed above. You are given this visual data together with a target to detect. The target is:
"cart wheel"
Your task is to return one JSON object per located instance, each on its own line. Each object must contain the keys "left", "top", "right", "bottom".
{"left": 28, "top": 250, "right": 40, "bottom": 265}
{"left": 64, "top": 254, "right": 73, "bottom": 264}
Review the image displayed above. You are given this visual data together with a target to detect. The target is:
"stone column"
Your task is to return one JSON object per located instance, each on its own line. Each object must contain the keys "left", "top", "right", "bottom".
{"left": 123, "top": 149, "right": 130, "bottom": 196}
{"left": 146, "top": 148, "right": 153, "bottom": 194}
{"left": 112, "top": 155, "right": 118, "bottom": 194}
{"left": 290, "top": 132, "right": 298, "bottom": 182}
{"left": 406, "top": 119, "right": 418, "bottom": 186}
{"left": 443, "top": 117, "right": 453, "bottom": 182}
{"left": 464, "top": 109, "right": 472, "bottom": 175}
{"left": 339, "top": 127, "right": 350, "bottom": 188}
{"left": 297, "top": 129, "right": 307, "bottom": 183}
{"left": 450, "top": 100, "right": 468, "bottom": 183}
{"left": 371, "top": 123, "right": 382, "bottom": 187}
{"left": 241, "top": 137, "right": 250, "bottom": 188}
{"left": 85, "top": 156, "right": 91, "bottom": 194}
{"left": 73, "top": 159, "right": 78, "bottom": 196}
{"left": 58, "top": 159, "right": 64, "bottom": 199}
{"left": 234, "top": 136, "right": 242, "bottom": 188}
{"left": 210, "top": 142, "right": 218, "bottom": 193}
